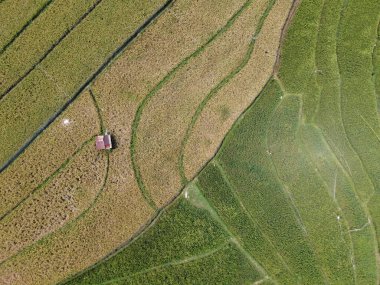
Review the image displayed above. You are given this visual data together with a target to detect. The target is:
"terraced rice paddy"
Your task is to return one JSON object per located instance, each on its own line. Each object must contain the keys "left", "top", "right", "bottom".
{"left": 0, "top": 0, "right": 379, "bottom": 284}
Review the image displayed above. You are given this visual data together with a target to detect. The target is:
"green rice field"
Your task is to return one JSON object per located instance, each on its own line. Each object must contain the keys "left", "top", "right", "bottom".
{"left": 0, "top": 0, "right": 379, "bottom": 284}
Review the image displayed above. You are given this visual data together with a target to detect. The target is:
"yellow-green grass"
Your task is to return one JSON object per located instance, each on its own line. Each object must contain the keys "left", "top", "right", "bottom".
{"left": 62, "top": 194, "right": 263, "bottom": 285}
{"left": 206, "top": 81, "right": 327, "bottom": 284}
{"left": 2, "top": 0, "right": 379, "bottom": 284}
{"left": 0, "top": 140, "right": 107, "bottom": 263}
{"left": 335, "top": 1, "right": 380, "bottom": 264}
{"left": 134, "top": 0, "right": 269, "bottom": 207}
{"left": 276, "top": 0, "right": 380, "bottom": 282}
{"left": 374, "top": 23, "right": 380, "bottom": 113}
{"left": 0, "top": 90, "right": 99, "bottom": 219}
{"left": 182, "top": 0, "right": 292, "bottom": 180}
{"left": 62, "top": 71, "right": 378, "bottom": 284}
{"left": 0, "top": 0, "right": 100, "bottom": 95}
{"left": 277, "top": 0, "right": 322, "bottom": 121}
{"left": 0, "top": 0, "right": 49, "bottom": 49}
{"left": 0, "top": 0, "right": 165, "bottom": 167}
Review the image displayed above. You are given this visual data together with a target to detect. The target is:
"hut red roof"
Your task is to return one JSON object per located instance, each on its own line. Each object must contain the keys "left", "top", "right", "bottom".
{"left": 96, "top": 133, "right": 112, "bottom": 150}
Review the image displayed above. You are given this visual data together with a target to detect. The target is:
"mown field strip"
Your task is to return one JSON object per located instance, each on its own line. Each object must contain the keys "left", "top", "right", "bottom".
{"left": 178, "top": 0, "right": 276, "bottom": 183}
{"left": 130, "top": 0, "right": 255, "bottom": 209}
{"left": 0, "top": 0, "right": 103, "bottom": 100}
{"left": 0, "top": 0, "right": 173, "bottom": 174}
{"left": 0, "top": 0, "right": 49, "bottom": 49}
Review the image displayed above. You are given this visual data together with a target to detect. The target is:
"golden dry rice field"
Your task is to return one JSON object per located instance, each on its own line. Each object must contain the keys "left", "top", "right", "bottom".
{"left": 0, "top": 0, "right": 379, "bottom": 284}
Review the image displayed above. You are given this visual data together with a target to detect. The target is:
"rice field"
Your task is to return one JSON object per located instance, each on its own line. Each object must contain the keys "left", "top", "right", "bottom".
{"left": 0, "top": 0, "right": 379, "bottom": 284}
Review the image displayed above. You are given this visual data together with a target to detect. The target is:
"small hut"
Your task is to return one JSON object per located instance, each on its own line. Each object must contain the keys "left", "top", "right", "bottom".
{"left": 96, "top": 131, "right": 112, "bottom": 150}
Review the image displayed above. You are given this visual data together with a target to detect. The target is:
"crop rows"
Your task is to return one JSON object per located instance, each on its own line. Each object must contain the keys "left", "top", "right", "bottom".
{"left": 51, "top": 0, "right": 380, "bottom": 284}
{"left": 62, "top": 188, "right": 265, "bottom": 285}
{"left": 0, "top": 0, "right": 166, "bottom": 168}
{"left": 2, "top": 0, "right": 378, "bottom": 283}
{"left": 0, "top": 0, "right": 51, "bottom": 50}
{"left": 0, "top": 91, "right": 100, "bottom": 219}
{"left": 180, "top": 0, "right": 292, "bottom": 180}
{"left": 0, "top": 0, "right": 260, "bottom": 283}
{"left": 0, "top": 0, "right": 103, "bottom": 99}
{"left": 132, "top": 0, "right": 269, "bottom": 208}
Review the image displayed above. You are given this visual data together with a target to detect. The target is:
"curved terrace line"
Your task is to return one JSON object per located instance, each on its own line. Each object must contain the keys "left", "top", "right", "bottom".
{"left": 178, "top": 0, "right": 276, "bottom": 183}
{"left": 62, "top": 77, "right": 281, "bottom": 285}
{"left": 301, "top": 139, "right": 358, "bottom": 282}
{"left": 58, "top": 75, "right": 280, "bottom": 285}
{"left": 130, "top": 0, "right": 254, "bottom": 211}
{"left": 264, "top": 92, "right": 331, "bottom": 282}
{"left": 0, "top": 0, "right": 103, "bottom": 101}
{"left": 0, "top": 90, "right": 109, "bottom": 268}
{"left": 0, "top": 0, "right": 54, "bottom": 55}
{"left": 0, "top": 135, "right": 96, "bottom": 223}
{"left": 0, "top": 0, "right": 174, "bottom": 174}
{"left": 315, "top": 0, "right": 377, "bottom": 223}
{"left": 0, "top": 152, "right": 110, "bottom": 269}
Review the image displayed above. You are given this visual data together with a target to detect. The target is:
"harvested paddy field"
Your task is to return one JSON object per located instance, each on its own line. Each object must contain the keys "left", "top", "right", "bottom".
{"left": 1, "top": 0, "right": 379, "bottom": 284}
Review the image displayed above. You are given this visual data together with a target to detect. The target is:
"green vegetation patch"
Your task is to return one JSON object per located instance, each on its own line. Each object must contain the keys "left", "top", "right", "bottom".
{"left": 62, "top": 197, "right": 263, "bottom": 285}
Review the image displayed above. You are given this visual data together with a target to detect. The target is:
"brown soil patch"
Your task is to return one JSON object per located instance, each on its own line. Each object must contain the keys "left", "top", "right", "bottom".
{"left": 0, "top": 90, "right": 99, "bottom": 217}
{"left": 183, "top": 0, "right": 294, "bottom": 179}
